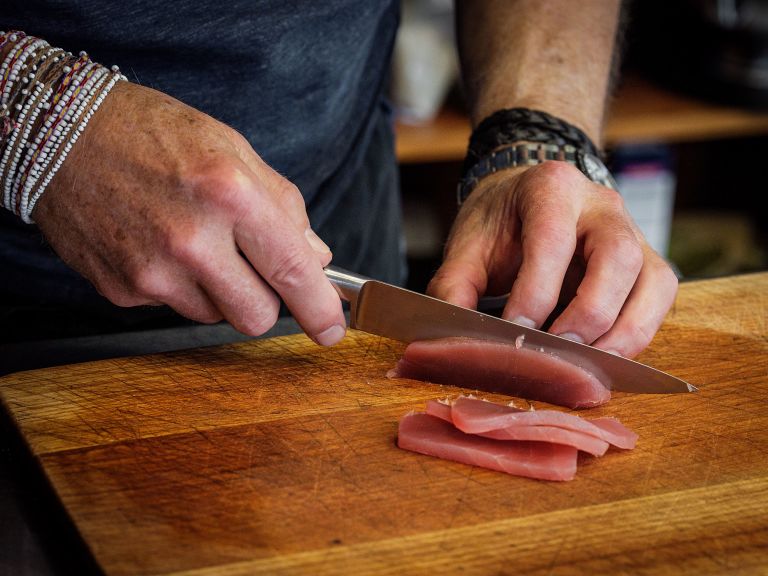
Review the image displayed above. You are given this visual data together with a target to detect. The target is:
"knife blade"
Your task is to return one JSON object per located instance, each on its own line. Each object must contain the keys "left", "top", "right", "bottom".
{"left": 324, "top": 265, "right": 696, "bottom": 394}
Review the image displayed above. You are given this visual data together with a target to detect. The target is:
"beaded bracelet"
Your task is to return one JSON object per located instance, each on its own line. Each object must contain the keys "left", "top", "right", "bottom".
{"left": 0, "top": 31, "right": 127, "bottom": 223}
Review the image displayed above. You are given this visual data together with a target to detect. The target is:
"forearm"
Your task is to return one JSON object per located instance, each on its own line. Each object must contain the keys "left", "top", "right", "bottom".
{"left": 456, "top": 0, "right": 621, "bottom": 145}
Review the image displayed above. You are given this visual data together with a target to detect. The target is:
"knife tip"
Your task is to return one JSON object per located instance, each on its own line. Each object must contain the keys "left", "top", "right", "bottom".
{"left": 687, "top": 383, "right": 699, "bottom": 393}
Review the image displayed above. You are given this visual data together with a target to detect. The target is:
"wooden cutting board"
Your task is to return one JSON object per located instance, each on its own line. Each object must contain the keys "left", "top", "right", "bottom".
{"left": 1, "top": 273, "right": 767, "bottom": 575}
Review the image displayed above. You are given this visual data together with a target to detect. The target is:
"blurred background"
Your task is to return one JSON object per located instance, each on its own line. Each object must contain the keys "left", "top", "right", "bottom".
{"left": 391, "top": 0, "right": 768, "bottom": 292}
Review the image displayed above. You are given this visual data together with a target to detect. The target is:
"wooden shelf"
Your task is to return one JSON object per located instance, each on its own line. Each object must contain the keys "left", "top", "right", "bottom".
{"left": 395, "top": 75, "right": 768, "bottom": 164}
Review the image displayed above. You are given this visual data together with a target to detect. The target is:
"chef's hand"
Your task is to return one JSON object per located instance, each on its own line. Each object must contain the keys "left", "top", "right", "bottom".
{"left": 427, "top": 162, "right": 678, "bottom": 358}
{"left": 33, "top": 82, "right": 347, "bottom": 345}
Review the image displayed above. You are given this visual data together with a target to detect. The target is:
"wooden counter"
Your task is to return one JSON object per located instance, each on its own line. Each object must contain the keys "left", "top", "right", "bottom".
{"left": 396, "top": 76, "right": 768, "bottom": 163}
{"left": 1, "top": 273, "right": 767, "bottom": 575}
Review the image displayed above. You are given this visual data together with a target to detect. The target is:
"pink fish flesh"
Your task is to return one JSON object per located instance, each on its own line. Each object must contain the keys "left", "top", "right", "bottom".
{"left": 425, "top": 400, "right": 610, "bottom": 456}
{"left": 387, "top": 337, "right": 610, "bottom": 409}
{"left": 397, "top": 412, "right": 578, "bottom": 481}
{"left": 448, "top": 396, "right": 637, "bottom": 450}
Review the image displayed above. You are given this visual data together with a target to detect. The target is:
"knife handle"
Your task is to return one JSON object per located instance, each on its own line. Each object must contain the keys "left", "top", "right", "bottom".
{"left": 324, "top": 266, "right": 370, "bottom": 304}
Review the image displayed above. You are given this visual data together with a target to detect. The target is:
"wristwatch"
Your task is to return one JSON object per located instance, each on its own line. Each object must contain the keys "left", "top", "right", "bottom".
{"left": 457, "top": 142, "right": 618, "bottom": 205}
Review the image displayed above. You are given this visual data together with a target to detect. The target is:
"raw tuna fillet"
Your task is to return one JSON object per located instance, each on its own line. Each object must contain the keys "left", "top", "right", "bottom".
{"left": 449, "top": 396, "right": 637, "bottom": 450}
{"left": 425, "top": 399, "right": 610, "bottom": 456}
{"left": 397, "top": 412, "right": 578, "bottom": 481}
{"left": 387, "top": 337, "right": 610, "bottom": 409}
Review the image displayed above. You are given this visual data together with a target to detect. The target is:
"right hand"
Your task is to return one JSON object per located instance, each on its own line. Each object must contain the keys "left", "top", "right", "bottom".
{"left": 33, "top": 81, "right": 347, "bottom": 345}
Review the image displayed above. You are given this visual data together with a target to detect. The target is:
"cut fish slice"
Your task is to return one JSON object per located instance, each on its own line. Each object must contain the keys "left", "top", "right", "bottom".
{"left": 449, "top": 396, "right": 637, "bottom": 450}
{"left": 425, "top": 400, "right": 610, "bottom": 457}
{"left": 397, "top": 412, "right": 579, "bottom": 481}
{"left": 388, "top": 337, "right": 610, "bottom": 409}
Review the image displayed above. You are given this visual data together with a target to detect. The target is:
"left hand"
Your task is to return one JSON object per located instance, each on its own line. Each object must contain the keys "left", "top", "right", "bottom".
{"left": 427, "top": 161, "right": 678, "bottom": 359}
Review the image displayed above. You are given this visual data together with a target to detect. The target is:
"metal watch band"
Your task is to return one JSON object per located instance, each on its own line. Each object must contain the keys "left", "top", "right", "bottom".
{"left": 457, "top": 142, "right": 581, "bottom": 204}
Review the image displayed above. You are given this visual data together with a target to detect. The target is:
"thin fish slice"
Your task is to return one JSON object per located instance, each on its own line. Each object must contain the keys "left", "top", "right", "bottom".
{"left": 425, "top": 400, "right": 610, "bottom": 457}
{"left": 450, "top": 396, "right": 637, "bottom": 449}
{"left": 398, "top": 412, "right": 578, "bottom": 482}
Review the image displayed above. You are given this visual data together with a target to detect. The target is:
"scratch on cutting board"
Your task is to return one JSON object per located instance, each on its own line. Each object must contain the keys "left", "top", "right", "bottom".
{"left": 310, "top": 436, "right": 328, "bottom": 498}
{"left": 439, "top": 466, "right": 477, "bottom": 543}
{"left": 545, "top": 533, "right": 568, "bottom": 575}
{"left": 72, "top": 411, "right": 113, "bottom": 442}
{"left": 308, "top": 415, "right": 357, "bottom": 498}
{"left": 639, "top": 442, "right": 663, "bottom": 493}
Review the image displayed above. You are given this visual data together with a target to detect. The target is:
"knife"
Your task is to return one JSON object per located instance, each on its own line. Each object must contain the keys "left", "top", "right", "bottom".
{"left": 324, "top": 265, "right": 696, "bottom": 394}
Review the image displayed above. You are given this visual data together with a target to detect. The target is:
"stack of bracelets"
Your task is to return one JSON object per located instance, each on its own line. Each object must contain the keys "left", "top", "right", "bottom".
{"left": 0, "top": 30, "right": 126, "bottom": 223}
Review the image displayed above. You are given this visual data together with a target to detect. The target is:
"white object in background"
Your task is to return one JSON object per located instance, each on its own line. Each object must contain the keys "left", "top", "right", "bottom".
{"left": 615, "top": 156, "right": 676, "bottom": 258}
{"left": 390, "top": 1, "right": 458, "bottom": 124}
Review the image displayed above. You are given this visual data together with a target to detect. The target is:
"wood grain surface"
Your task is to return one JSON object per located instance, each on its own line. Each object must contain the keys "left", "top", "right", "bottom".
{"left": 1, "top": 273, "right": 767, "bottom": 575}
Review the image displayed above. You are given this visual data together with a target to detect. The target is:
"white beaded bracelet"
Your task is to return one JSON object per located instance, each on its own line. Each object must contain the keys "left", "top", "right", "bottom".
{"left": 24, "top": 72, "right": 121, "bottom": 222}
{"left": 0, "top": 31, "right": 127, "bottom": 222}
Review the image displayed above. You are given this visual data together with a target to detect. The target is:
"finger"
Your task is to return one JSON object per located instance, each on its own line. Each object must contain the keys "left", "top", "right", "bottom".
{"left": 127, "top": 262, "right": 224, "bottom": 323}
{"left": 235, "top": 191, "right": 346, "bottom": 346}
{"left": 109, "top": 257, "right": 225, "bottom": 323}
{"left": 547, "top": 214, "right": 644, "bottom": 344}
{"left": 304, "top": 226, "right": 333, "bottom": 265}
{"left": 160, "top": 282, "right": 223, "bottom": 324}
{"left": 500, "top": 167, "right": 581, "bottom": 328}
{"left": 85, "top": 251, "right": 162, "bottom": 308}
{"left": 231, "top": 135, "right": 312, "bottom": 232}
{"left": 428, "top": 254, "right": 488, "bottom": 310}
{"left": 208, "top": 155, "right": 342, "bottom": 341}
{"left": 427, "top": 209, "right": 490, "bottom": 309}
{"left": 192, "top": 248, "right": 283, "bottom": 336}
{"left": 590, "top": 250, "right": 678, "bottom": 358}
{"left": 229, "top": 133, "right": 334, "bottom": 272}
{"left": 246, "top": 159, "right": 334, "bottom": 266}
{"left": 151, "top": 208, "right": 284, "bottom": 335}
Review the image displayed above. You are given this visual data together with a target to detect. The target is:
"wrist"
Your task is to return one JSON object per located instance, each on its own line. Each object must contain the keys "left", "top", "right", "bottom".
{"left": 458, "top": 108, "right": 616, "bottom": 205}
{"left": 0, "top": 30, "right": 127, "bottom": 223}
{"left": 464, "top": 108, "right": 601, "bottom": 170}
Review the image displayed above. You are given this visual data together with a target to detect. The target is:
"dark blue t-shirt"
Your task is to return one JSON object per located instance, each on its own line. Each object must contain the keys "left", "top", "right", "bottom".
{"left": 0, "top": 1, "right": 404, "bottom": 310}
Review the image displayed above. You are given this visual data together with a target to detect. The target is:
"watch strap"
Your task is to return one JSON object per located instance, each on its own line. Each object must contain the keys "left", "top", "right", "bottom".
{"left": 457, "top": 143, "right": 580, "bottom": 204}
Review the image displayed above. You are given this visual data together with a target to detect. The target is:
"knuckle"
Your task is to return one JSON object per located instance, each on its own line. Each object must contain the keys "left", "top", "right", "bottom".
{"left": 657, "top": 260, "right": 680, "bottom": 292}
{"left": 642, "top": 250, "right": 679, "bottom": 299}
{"left": 190, "top": 308, "right": 224, "bottom": 325}
{"left": 188, "top": 160, "right": 252, "bottom": 213}
{"left": 235, "top": 299, "right": 279, "bottom": 336}
{"left": 129, "top": 265, "right": 172, "bottom": 300}
{"left": 228, "top": 127, "right": 252, "bottom": 150}
{"left": 578, "top": 302, "right": 615, "bottom": 335}
{"left": 610, "top": 236, "right": 644, "bottom": 273}
{"left": 274, "top": 178, "right": 302, "bottom": 202}
{"left": 101, "top": 287, "right": 141, "bottom": 308}
{"left": 267, "top": 250, "right": 314, "bottom": 292}
{"left": 535, "top": 159, "right": 583, "bottom": 184}
{"left": 624, "top": 323, "right": 655, "bottom": 357}
{"left": 600, "top": 187, "right": 626, "bottom": 212}
{"left": 273, "top": 178, "right": 307, "bottom": 217}
{"left": 163, "top": 225, "right": 207, "bottom": 266}
{"left": 96, "top": 275, "right": 150, "bottom": 307}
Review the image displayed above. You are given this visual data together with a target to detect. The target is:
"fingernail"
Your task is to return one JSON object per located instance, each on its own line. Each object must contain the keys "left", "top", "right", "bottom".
{"left": 305, "top": 227, "right": 331, "bottom": 255}
{"left": 558, "top": 332, "right": 585, "bottom": 344}
{"left": 511, "top": 316, "right": 537, "bottom": 329}
{"left": 314, "top": 324, "right": 346, "bottom": 347}
{"left": 605, "top": 349, "right": 623, "bottom": 357}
